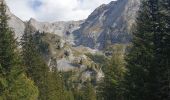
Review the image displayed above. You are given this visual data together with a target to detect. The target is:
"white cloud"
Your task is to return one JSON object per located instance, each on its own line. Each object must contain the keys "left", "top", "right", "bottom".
{"left": 6, "top": 0, "right": 36, "bottom": 20}
{"left": 6, "top": 0, "right": 115, "bottom": 22}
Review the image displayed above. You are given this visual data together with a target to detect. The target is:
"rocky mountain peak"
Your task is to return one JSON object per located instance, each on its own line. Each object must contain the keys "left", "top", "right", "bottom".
{"left": 73, "top": 0, "right": 140, "bottom": 49}
{"left": 29, "top": 18, "right": 37, "bottom": 23}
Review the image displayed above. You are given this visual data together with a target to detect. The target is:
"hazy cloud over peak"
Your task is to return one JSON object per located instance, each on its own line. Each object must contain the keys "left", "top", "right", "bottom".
{"left": 6, "top": 0, "right": 115, "bottom": 22}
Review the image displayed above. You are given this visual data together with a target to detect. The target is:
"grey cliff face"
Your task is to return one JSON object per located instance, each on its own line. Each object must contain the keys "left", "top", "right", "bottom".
{"left": 28, "top": 18, "right": 84, "bottom": 44}
{"left": 28, "top": 18, "right": 84, "bottom": 37}
{"left": 73, "top": 0, "right": 140, "bottom": 49}
{"left": 7, "top": 11, "right": 25, "bottom": 40}
{"left": 2, "top": 0, "right": 26, "bottom": 40}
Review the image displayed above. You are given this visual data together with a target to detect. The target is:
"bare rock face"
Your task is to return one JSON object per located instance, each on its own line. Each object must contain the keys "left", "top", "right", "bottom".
{"left": 28, "top": 18, "right": 84, "bottom": 44}
{"left": 29, "top": 18, "right": 83, "bottom": 37}
{"left": 73, "top": 0, "right": 140, "bottom": 49}
{"left": 1, "top": 0, "right": 25, "bottom": 40}
{"left": 7, "top": 11, "right": 25, "bottom": 40}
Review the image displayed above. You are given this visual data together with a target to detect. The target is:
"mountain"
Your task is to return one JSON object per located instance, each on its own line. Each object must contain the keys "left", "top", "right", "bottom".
{"left": 4, "top": 0, "right": 83, "bottom": 42}
{"left": 73, "top": 0, "right": 140, "bottom": 49}
{"left": 4, "top": 0, "right": 141, "bottom": 82}
{"left": 4, "top": 0, "right": 103, "bottom": 82}
{"left": 6, "top": 0, "right": 140, "bottom": 49}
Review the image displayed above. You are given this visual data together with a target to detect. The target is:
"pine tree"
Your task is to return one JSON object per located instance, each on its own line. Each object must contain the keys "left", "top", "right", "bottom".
{"left": 21, "top": 24, "right": 49, "bottom": 100}
{"left": 101, "top": 44, "right": 126, "bottom": 100}
{"left": 0, "top": 1, "right": 38, "bottom": 99}
{"left": 153, "top": 0, "right": 170, "bottom": 99}
{"left": 124, "top": 0, "right": 161, "bottom": 100}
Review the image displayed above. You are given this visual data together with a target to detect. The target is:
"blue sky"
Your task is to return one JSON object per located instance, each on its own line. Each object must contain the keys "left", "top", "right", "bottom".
{"left": 6, "top": 0, "right": 114, "bottom": 22}
{"left": 30, "top": 0, "right": 42, "bottom": 10}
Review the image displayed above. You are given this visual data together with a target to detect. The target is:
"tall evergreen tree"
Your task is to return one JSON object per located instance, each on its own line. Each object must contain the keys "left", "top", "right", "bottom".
{"left": 124, "top": 0, "right": 163, "bottom": 100}
{"left": 21, "top": 24, "right": 49, "bottom": 100}
{"left": 153, "top": 0, "right": 170, "bottom": 99}
{"left": 101, "top": 44, "right": 126, "bottom": 100}
{"left": 0, "top": 1, "right": 38, "bottom": 99}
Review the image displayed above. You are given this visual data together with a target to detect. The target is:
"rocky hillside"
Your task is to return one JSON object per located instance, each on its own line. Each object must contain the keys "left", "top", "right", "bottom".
{"left": 73, "top": 0, "right": 140, "bottom": 49}
{"left": 31, "top": 32, "right": 105, "bottom": 82}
